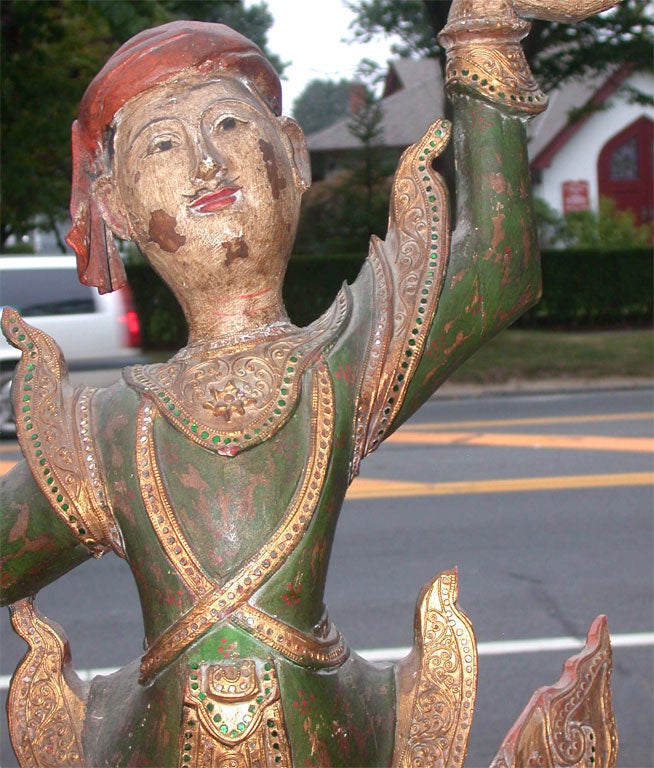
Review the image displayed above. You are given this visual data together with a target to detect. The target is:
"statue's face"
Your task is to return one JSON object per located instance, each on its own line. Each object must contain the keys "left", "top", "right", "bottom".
{"left": 106, "top": 76, "right": 308, "bottom": 295}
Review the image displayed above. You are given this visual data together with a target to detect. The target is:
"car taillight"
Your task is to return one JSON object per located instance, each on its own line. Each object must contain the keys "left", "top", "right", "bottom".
{"left": 123, "top": 309, "right": 142, "bottom": 348}
{"left": 119, "top": 287, "right": 142, "bottom": 348}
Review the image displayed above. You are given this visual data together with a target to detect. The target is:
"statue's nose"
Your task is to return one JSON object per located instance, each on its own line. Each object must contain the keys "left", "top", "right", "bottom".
{"left": 192, "top": 154, "right": 221, "bottom": 183}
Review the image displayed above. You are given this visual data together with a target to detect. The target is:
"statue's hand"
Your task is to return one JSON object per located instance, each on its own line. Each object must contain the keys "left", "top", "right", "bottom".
{"left": 512, "top": 0, "right": 618, "bottom": 23}
{"left": 438, "top": 0, "right": 619, "bottom": 116}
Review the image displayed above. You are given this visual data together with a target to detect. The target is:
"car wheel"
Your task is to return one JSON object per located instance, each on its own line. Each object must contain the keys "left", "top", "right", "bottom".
{"left": 0, "top": 363, "right": 17, "bottom": 434}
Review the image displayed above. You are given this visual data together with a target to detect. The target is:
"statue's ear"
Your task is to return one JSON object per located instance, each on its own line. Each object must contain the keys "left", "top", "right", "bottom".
{"left": 93, "top": 175, "right": 131, "bottom": 241}
{"left": 279, "top": 117, "right": 311, "bottom": 191}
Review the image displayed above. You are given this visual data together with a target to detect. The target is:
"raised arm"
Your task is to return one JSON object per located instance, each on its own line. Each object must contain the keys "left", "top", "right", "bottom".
{"left": 395, "top": 94, "right": 541, "bottom": 424}
{"left": 348, "top": 2, "right": 546, "bottom": 472}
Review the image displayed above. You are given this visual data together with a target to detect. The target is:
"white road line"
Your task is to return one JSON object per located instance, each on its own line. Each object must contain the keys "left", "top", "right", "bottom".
{"left": 1, "top": 631, "right": 652, "bottom": 690}
{"left": 360, "top": 631, "right": 654, "bottom": 662}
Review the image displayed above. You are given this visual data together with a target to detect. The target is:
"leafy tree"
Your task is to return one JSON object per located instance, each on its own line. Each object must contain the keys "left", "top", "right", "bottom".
{"left": 292, "top": 79, "right": 351, "bottom": 134}
{"left": 295, "top": 60, "right": 395, "bottom": 254}
{"left": 346, "top": 83, "right": 386, "bottom": 240}
{"left": 1, "top": 0, "right": 280, "bottom": 249}
{"left": 347, "top": 0, "right": 653, "bottom": 94}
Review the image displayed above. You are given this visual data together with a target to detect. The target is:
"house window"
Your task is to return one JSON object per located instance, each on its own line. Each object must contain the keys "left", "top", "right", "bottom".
{"left": 609, "top": 136, "right": 639, "bottom": 181}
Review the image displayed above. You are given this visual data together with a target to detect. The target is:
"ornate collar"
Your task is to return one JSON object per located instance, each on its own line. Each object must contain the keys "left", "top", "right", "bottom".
{"left": 124, "top": 286, "right": 351, "bottom": 454}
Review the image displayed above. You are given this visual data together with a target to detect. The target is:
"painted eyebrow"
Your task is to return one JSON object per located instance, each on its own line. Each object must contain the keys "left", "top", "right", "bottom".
{"left": 200, "top": 97, "right": 268, "bottom": 123}
{"left": 128, "top": 116, "right": 184, "bottom": 152}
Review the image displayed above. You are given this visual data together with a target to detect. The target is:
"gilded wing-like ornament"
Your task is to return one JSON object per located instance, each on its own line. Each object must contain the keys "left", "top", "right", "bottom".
{"left": 7, "top": 598, "right": 88, "bottom": 768}
{"left": 393, "top": 568, "right": 477, "bottom": 768}
{"left": 490, "top": 615, "right": 618, "bottom": 768}
{"left": 351, "top": 120, "right": 451, "bottom": 477}
{"left": 1, "top": 308, "right": 122, "bottom": 556}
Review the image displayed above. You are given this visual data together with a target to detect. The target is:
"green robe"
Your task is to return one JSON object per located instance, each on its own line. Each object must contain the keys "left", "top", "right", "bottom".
{"left": 1, "top": 95, "right": 541, "bottom": 767}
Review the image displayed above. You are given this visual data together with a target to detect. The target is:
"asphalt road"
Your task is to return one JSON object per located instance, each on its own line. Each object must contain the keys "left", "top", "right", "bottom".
{"left": 1, "top": 386, "right": 652, "bottom": 767}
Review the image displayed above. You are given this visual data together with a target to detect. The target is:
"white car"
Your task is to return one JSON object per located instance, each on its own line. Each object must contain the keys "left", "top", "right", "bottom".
{"left": 1, "top": 255, "right": 142, "bottom": 432}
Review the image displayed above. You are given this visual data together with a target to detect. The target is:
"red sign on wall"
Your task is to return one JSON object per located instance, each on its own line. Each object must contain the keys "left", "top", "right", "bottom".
{"left": 562, "top": 180, "right": 590, "bottom": 214}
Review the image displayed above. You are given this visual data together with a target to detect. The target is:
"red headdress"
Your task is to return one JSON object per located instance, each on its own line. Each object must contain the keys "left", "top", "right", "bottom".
{"left": 65, "top": 21, "right": 281, "bottom": 293}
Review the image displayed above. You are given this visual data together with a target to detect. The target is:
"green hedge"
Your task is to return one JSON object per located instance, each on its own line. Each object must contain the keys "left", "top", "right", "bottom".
{"left": 125, "top": 248, "right": 652, "bottom": 349}
{"left": 519, "top": 248, "right": 653, "bottom": 328}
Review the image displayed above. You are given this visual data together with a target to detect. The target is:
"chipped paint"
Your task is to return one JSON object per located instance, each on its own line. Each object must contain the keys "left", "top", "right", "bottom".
{"left": 148, "top": 209, "right": 186, "bottom": 252}
{"left": 222, "top": 237, "right": 249, "bottom": 267}
{"left": 259, "top": 138, "right": 287, "bottom": 200}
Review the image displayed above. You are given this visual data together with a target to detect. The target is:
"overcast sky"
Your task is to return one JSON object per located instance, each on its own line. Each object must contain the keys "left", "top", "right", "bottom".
{"left": 246, "top": 0, "right": 401, "bottom": 116}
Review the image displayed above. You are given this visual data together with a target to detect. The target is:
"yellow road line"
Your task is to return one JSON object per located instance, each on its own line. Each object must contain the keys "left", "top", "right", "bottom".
{"left": 409, "top": 412, "right": 653, "bottom": 431}
{"left": 347, "top": 472, "right": 654, "bottom": 499}
{"left": 387, "top": 431, "right": 654, "bottom": 453}
{"left": 0, "top": 459, "right": 17, "bottom": 475}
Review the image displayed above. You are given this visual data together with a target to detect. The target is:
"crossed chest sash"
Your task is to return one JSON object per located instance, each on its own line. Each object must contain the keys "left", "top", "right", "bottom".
{"left": 136, "top": 359, "right": 348, "bottom": 685}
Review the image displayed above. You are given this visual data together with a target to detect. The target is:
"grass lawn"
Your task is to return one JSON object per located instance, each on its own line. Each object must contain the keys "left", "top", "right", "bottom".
{"left": 449, "top": 328, "right": 653, "bottom": 384}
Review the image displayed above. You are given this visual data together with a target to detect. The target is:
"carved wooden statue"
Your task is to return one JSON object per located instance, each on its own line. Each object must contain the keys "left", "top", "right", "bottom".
{"left": 1, "top": 1, "right": 618, "bottom": 766}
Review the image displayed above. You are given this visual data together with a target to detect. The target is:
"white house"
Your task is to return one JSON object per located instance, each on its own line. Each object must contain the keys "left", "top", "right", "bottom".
{"left": 529, "top": 67, "right": 653, "bottom": 225}
{"left": 306, "top": 60, "right": 653, "bottom": 228}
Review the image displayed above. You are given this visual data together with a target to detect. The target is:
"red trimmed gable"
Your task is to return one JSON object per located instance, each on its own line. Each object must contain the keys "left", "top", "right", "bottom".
{"left": 531, "top": 65, "right": 633, "bottom": 171}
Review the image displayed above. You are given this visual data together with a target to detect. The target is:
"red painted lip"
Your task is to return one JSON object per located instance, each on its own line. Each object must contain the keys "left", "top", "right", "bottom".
{"left": 190, "top": 187, "right": 241, "bottom": 213}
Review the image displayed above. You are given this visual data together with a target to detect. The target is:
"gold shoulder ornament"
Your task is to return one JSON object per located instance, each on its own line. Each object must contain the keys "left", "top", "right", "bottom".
{"left": 1, "top": 308, "right": 123, "bottom": 557}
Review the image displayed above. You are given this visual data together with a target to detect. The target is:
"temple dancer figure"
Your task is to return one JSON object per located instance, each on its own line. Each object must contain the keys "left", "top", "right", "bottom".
{"left": 1, "top": 2, "right": 617, "bottom": 766}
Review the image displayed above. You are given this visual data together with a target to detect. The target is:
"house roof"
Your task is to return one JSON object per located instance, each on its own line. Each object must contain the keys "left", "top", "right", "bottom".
{"left": 528, "top": 65, "right": 634, "bottom": 169}
{"left": 306, "top": 57, "right": 644, "bottom": 167}
{"left": 306, "top": 58, "right": 446, "bottom": 152}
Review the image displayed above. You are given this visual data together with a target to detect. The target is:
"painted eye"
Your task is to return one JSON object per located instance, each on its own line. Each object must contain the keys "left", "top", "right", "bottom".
{"left": 147, "top": 134, "right": 179, "bottom": 155}
{"left": 214, "top": 117, "right": 242, "bottom": 133}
